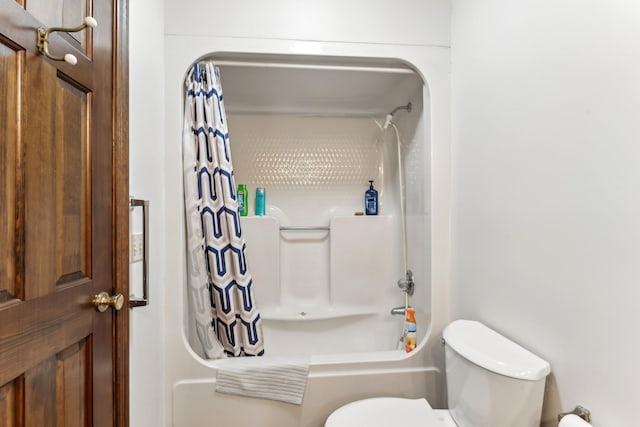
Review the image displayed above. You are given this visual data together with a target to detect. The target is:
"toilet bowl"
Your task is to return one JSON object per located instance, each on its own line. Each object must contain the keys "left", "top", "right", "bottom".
{"left": 324, "top": 320, "right": 551, "bottom": 427}
{"left": 325, "top": 397, "right": 457, "bottom": 427}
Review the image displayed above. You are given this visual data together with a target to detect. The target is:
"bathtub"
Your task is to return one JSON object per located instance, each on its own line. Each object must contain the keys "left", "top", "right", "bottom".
{"left": 173, "top": 349, "right": 442, "bottom": 427}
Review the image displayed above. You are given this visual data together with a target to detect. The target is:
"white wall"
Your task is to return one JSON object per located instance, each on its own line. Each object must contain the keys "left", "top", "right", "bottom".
{"left": 165, "top": 0, "right": 450, "bottom": 47}
{"left": 451, "top": 1, "right": 640, "bottom": 426}
{"left": 129, "top": 0, "right": 166, "bottom": 426}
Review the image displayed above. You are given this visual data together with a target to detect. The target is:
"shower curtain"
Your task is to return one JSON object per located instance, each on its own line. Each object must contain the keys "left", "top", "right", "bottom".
{"left": 182, "top": 61, "right": 264, "bottom": 358}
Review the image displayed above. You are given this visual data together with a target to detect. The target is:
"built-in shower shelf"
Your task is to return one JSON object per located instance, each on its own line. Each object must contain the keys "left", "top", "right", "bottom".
{"left": 261, "top": 305, "right": 377, "bottom": 321}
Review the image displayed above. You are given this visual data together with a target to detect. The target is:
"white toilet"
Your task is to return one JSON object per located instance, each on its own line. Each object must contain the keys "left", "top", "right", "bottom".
{"left": 325, "top": 319, "right": 551, "bottom": 427}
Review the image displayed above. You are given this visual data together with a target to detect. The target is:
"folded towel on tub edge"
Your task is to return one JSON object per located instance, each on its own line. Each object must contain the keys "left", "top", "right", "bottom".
{"left": 215, "top": 355, "right": 310, "bottom": 405}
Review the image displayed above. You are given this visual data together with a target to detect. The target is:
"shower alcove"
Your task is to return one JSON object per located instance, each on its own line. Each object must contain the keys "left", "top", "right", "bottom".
{"left": 186, "top": 53, "right": 431, "bottom": 358}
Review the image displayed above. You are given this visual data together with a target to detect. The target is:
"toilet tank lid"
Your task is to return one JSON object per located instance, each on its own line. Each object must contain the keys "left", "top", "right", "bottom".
{"left": 443, "top": 320, "right": 551, "bottom": 381}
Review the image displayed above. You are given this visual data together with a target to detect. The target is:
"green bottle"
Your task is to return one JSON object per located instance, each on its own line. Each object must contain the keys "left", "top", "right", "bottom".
{"left": 237, "top": 184, "right": 248, "bottom": 216}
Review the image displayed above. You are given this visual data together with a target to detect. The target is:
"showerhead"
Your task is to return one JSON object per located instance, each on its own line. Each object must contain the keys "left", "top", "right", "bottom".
{"left": 383, "top": 102, "right": 412, "bottom": 129}
{"left": 383, "top": 114, "right": 393, "bottom": 129}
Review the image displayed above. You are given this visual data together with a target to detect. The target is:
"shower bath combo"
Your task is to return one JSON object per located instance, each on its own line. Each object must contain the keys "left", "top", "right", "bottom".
{"left": 163, "top": 45, "right": 449, "bottom": 427}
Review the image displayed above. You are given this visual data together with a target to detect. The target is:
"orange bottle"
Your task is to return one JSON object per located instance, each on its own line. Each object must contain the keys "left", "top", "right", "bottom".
{"left": 404, "top": 307, "right": 416, "bottom": 352}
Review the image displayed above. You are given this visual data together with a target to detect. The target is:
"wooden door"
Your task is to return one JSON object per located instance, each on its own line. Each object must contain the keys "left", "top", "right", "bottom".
{"left": 0, "top": 0, "right": 129, "bottom": 425}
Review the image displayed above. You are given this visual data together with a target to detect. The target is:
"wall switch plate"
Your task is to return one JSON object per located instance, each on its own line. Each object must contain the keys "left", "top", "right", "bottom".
{"left": 131, "top": 232, "right": 143, "bottom": 263}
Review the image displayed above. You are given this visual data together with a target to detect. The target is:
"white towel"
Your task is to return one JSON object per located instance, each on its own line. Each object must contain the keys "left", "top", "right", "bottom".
{"left": 215, "top": 356, "right": 310, "bottom": 405}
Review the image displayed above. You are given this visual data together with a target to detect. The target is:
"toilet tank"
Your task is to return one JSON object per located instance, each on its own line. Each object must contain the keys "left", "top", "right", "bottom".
{"left": 442, "top": 320, "right": 551, "bottom": 427}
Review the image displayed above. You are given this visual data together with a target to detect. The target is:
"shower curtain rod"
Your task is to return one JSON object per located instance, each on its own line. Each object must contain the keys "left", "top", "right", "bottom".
{"left": 213, "top": 60, "right": 416, "bottom": 74}
{"left": 226, "top": 108, "right": 398, "bottom": 119}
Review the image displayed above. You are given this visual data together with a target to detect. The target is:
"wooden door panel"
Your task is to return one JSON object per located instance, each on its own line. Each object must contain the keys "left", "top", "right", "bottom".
{"left": 24, "top": 358, "right": 56, "bottom": 427}
{"left": 23, "top": 54, "right": 91, "bottom": 294}
{"left": 55, "top": 339, "right": 90, "bottom": 427}
{"left": 55, "top": 76, "right": 90, "bottom": 285}
{"left": 23, "top": 53, "right": 58, "bottom": 299}
{"left": 0, "top": 43, "right": 20, "bottom": 304}
{"left": 1, "top": 338, "right": 90, "bottom": 427}
{"left": 0, "top": 378, "right": 21, "bottom": 427}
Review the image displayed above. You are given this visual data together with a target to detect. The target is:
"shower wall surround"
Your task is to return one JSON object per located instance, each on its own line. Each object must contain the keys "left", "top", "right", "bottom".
{"left": 172, "top": 56, "right": 430, "bottom": 360}
{"left": 228, "top": 114, "right": 408, "bottom": 356}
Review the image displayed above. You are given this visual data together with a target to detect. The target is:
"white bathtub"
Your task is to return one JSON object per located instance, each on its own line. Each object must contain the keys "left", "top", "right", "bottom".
{"left": 172, "top": 347, "right": 443, "bottom": 427}
{"left": 179, "top": 254, "right": 438, "bottom": 427}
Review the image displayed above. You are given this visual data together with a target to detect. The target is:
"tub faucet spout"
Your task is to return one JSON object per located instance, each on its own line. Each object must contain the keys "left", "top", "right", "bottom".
{"left": 390, "top": 306, "right": 406, "bottom": 316}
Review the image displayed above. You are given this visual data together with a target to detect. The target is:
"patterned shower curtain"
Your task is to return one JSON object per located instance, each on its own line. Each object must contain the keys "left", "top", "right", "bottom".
{"left": 182, "top": 61, "right": 265, "bottom": 358}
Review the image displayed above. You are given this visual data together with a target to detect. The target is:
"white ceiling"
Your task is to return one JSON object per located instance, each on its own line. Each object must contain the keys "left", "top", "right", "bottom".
{"left": 213, "top": 54, "right": 424, "bottom": 117}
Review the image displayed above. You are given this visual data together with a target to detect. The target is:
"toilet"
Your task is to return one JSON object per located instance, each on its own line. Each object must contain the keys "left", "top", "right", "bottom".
{"left": 325, "top": 319, "right": 551, "bottom": 427}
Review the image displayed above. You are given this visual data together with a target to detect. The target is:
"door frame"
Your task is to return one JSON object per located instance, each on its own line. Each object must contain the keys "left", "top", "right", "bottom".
{"left": 114, "top": 0, "right": 130, "bottom": 425}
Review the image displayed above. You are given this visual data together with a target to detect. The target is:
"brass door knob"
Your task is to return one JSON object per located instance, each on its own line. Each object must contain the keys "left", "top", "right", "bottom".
{"left": 92, "top": 291, "right": 125, "bottom": 312}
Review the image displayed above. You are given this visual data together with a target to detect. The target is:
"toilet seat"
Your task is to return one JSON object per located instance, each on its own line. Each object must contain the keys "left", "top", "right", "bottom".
{"left": 324, "top": 397, "right": 456, "bottom": 427}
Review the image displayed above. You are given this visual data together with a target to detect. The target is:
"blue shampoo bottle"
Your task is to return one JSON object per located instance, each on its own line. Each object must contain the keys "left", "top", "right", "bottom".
{"left": 365, "top": 180, "right": 378, "bottom": 215}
